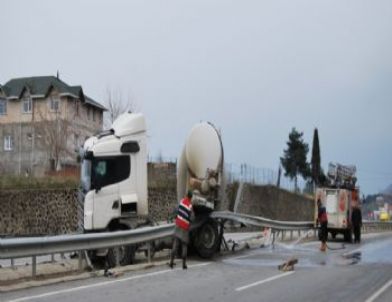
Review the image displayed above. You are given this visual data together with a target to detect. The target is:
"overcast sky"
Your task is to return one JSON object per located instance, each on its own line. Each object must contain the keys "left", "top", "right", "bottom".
{"left": 1, "top": 0, "right": 391, "bottom": 194}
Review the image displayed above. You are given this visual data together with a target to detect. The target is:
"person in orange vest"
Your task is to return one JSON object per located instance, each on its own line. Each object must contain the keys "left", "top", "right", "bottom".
{"left": 169, "top": 190, "right": 193, "bottom": 269}
{"left": 317, "top": 199, "right": 328, "bottom": 252}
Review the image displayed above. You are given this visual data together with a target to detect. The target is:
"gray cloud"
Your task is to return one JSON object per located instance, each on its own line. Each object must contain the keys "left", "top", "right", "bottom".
{"left": 1, "top": 0, "right": 391, "bottom": 194}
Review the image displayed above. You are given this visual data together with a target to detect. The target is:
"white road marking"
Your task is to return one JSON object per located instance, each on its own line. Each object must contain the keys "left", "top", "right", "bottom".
{"left": 6, "top": 262, "right": 211, "bottom": 302}
{"left": 364, "top": 278, "right": 392, "bottom": 302}
{"left": 235, "top": 271, "right": 295, "bottom": 292}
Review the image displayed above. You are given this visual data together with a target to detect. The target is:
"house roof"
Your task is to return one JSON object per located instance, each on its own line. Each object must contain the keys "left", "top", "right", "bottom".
{"left": 3, "top": 76, "right": 106, "bottom": 111}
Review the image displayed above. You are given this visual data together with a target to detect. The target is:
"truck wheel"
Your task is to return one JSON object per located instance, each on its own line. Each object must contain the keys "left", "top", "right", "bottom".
{"left": 193, "top": 219, "right": 220, "bottom": 259}
{"left": 106, "top": 245, "right": 136, "bottom": 268}
{"left": 106, "top": 224, "right": 136, "bottom": 268}
{"left": 344, "top": 229, "right": 352, "bottom": 243}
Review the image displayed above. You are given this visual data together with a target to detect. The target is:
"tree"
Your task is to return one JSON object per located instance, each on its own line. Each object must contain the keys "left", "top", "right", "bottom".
{"left": 280, "top": 128, "right": 309, "bottom": 191}
{"left": 36, "top": 110, "right": 75, "bottom": 172}
{"left": 311, "top": 128, "right": 321, "bottom": 186}
{"left": 104, "top": 88, "right": 136, "bottom": 129}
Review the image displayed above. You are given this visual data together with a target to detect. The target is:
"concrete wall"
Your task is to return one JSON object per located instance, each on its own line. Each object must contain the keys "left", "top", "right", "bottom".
{"left": 236, "top": 184, "right": 314, "bottom": 221}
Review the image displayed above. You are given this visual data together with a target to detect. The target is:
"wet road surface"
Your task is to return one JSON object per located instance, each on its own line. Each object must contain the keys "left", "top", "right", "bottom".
{"left": 2, "top": 232, "right": 392, "bottom": 302}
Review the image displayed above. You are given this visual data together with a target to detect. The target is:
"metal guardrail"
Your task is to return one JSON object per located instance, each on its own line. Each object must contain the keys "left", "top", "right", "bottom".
{"left": 212, "top": 211, "right": 315, "bottom": 230}
{"left": 362, "top": 221, "right": 392, "bottom": 233}
{"left": 0, "top": 224, "right": 174, "bottom": 259}
{"left": 0, "top": 212, "right": 391, "bottom": 279}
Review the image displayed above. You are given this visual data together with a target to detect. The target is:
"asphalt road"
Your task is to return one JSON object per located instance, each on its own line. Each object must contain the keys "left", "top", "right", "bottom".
{"left": 2, "top": 232, "right": 392, "bottom": 302}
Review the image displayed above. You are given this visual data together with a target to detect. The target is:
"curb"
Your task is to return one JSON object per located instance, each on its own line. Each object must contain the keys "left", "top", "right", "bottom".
{"left": 0, "top": 259, "right": 169, "bottom": 293}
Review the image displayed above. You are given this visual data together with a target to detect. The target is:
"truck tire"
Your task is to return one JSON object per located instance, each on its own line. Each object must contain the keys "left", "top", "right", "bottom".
{"left": 192, "top": 219, "right": 220, "bottom": 259}
{"left": 106, "top": 245, "right": 136, "bottom": 268}
{"left": 106, "top": 224, "right": 136, "bottom": 268}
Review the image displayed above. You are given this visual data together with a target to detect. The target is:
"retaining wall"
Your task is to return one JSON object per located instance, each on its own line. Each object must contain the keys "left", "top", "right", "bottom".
{"left": 0, "top": 184, "right": 314, "bottom": 236}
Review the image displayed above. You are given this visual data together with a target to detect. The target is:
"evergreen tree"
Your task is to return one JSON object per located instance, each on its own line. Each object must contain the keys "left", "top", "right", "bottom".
{"left": 311, "top": 128, "right": 321, "bottom": 186}
{"left": 280, "top": 128, "right": 309, "bottom": 191}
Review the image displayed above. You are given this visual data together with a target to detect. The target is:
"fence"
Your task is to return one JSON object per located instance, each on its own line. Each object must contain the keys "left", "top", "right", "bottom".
{"left": 224, "top": 163, "right": 306, "bottom": 192}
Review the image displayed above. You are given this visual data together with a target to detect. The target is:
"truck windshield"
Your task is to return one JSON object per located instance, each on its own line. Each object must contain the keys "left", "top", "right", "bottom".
{"left": 81, "top": 159, "right": 92, "bottom": 192}
{"left": 91, "top": 156, "right": 130, "bottom": 190}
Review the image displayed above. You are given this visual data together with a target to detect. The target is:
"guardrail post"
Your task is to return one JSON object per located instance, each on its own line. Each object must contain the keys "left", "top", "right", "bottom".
{"left": 147, "top": 242, "right": 151, "bottom": 263}
{"left": 78, "top": 251, "right": 83, "bottom": 272}
{"left": 281, "top": 231, "right": 284, "bottom": 241}
{"left": 290, "top": 230, "right": 293, "bottom": 240}
{"left": 298, "top": 230, "right": 301, "bottom": 238}
{"left": 115, "top": 247, "right": 120, "bottom": 267}
{"left": 51, "top": 254, "right": 55, "bottom": 263}
{"left": 313, "top": 229, "right": 317, "bottom": 238}
{"left": 11, "top": 258, "right": 15, "bottom": 269}
{"left": 32, "top": 256, "right": 37, "bottom": 278}
{"left": 272, "top": 230, "right": 276, "bottom": 248}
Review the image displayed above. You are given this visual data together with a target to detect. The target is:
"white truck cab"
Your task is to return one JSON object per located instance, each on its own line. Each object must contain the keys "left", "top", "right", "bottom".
{"left": 80, "top": 113, "right": 148, "bottom": 231}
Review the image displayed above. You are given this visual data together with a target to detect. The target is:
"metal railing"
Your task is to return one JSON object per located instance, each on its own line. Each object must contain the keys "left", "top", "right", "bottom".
{"left": 0, "top": 224, "right": 174, "bottom": 259}
{"left": 212, "top": 211, "right": 315, "bottom": 230}
{"left": 1, "top": 213, "right": 391, "bottom": 279}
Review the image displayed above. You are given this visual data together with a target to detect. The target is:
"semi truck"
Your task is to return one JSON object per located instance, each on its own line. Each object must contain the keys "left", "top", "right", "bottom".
{"left": 79, "top": 112, "right": 224, "bottom": 266}
{"left": 315, "top": 162, "right": 360, "bottom": 242}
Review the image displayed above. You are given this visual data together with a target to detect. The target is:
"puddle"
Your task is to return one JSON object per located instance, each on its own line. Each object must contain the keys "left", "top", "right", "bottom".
{"left": 224, "top": 244, "right": 331, "bottom": 268}
{"left": 224, "top": 234, "right": 392, "bottom": 269}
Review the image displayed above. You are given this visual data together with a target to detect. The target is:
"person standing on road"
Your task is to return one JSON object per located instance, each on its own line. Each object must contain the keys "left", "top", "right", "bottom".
{"left": 351, "top": 204, "right": 362, "bottom": 243}
{"left": 317, "top": 199, "right": 328, "bottom": 252}
{"left": 169, "top": 190, "right": 193, "bottom": 270}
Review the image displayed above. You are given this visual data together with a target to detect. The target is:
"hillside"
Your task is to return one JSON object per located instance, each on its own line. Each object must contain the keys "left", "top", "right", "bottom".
{"left": 382, "top": 184, "right": 392, "bottom": 195}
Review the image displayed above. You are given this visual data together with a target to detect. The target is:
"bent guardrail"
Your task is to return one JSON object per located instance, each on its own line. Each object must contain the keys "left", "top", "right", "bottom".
{"left": 1, "top": 212, "right": 391, "bottom": 279}
{"left": 212, "top": 211, "right": 315, "bottom": 230}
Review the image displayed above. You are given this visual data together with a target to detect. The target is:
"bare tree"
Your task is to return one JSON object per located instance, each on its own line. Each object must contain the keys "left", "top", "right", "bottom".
{"left": 104, "top": 88, "right": 137, "bottom": 129}
{"left": 36, "top": 111, "right": 75, "bottom": 171}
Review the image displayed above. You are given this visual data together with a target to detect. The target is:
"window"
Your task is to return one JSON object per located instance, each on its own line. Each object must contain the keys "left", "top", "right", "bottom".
{"left": 87, "top": 107, "right": 91, "bottom": 120}
{"left": 4, "top": 135, "right": 13, "bottom": 151}
{"left": 92, "top": 108, "right": 96, "bottom": 121}
{"left": 50, "top": 96, "right": 60, "bottom": 112}
{"left": 91, "top": 156, "right": 130, "bottom": 190}
{"left": 22, "top": 97, "right": 32, "bottom": 113}
{"left": 0, "top": 99, "right": 7, "bottom": 115}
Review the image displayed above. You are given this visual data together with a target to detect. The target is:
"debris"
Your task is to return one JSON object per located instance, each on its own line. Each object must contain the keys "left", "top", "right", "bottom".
{"left": 278, "top": 257, "right": 298, "bottom": 271}
{"left": 104, "top": 269, "right": 124, "bottom": 278}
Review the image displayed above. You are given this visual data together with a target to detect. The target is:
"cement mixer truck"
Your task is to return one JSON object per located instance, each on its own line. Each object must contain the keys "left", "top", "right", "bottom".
{"left": 79, "top": 112, "right": 224, "bottom": 265}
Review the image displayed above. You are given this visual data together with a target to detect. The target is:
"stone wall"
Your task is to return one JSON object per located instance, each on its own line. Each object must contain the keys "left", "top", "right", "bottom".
{"left": 0, "top": 189, "right": 78, "bottom": 236}
{"left": 148, "top": 186, "right": 178, "bottom": 222}
{"left": 0, "top": 183, "right": 315, "bottom": 236}
{"left": 236, "top": 184, "right": 314, "bottom": 221}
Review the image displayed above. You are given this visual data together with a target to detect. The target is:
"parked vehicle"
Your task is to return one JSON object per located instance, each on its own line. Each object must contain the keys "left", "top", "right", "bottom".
{"left": 315, "top": 162, "right": 360, "bottom": 242}
{"left": 79, "top": 112, "right": 224, "bottom": 266}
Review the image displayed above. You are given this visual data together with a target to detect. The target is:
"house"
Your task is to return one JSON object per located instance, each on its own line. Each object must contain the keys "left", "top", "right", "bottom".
{"left": 0, "top": 75, "right": 106, "bottom": 176}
